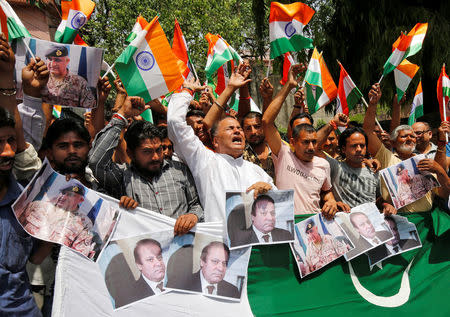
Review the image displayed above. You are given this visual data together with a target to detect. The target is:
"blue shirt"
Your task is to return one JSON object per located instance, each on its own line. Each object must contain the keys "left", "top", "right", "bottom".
{"left": 0, "top": 175, "right": 40, "bottom": 316}
{"left": 446, "top": 142, "right": 450, "bottom": 157}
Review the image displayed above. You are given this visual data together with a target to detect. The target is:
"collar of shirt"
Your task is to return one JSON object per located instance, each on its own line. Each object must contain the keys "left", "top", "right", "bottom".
{"left": 200, "top": 269, "right": 217, "bottom": 295}
{"left": 361, "top": 234, "right": 380, "bottom": 247}
{"left": 216, "top": 153, "right": 244, "bottom": 164}
{"left": 141, "top": 274, "right": 163, "bottom": 294}
{"left": 0, "top": 174, "right": 22, "bottom": 207}
{"left": 252, "top": 225, "right": 272, "bottom": 243}
{"left": 413, "top": 142, "right": 437, "bottom": 155}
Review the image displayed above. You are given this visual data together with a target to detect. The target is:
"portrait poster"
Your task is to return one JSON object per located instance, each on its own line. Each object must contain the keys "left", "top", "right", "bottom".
{"left": 98, "top": 230, "right": 173, "bottom": 309}
{"left": 290, "top": 213, "right": 354, "bottom": 278}
{"left": 12, "top": 159, "right": 119, "bottom": 261}
{"left": 367, "top": 214, "right": 422, "bottom": 268}
{"left": 225, "top": 190, "right": 295, "bottom": 249}
{"left": 165, "top": 231, "right": 251, "bottom": 301}
{"left": 335, "top": 203, "right": 394, "bottom": 261}
{"left": 380, "top": 154, "right": 440, "bottom": 209}
{"left": 12, "top": 37, "right": 103, "bottom": 108}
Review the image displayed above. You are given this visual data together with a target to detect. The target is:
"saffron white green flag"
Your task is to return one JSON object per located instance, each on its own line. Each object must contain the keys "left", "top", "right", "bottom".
{"left": 204, "top": 33, "right": 241, "bottom": 80}
{"left": 269, "top": 1, "right": 315, "bottom": 59}
{"left": 0, "top": 0, "right": 31, "bottom": 40}
{"left": 336, "top": 63, "right": 362, "bottom": 115}
{"left": 55, "top": 0, "right": 95, "bottom": 44}
{"left": 125, "top": 16, "right": 148, "bottom": 44}
{"left": 408, "top": 81, "right": 423, "bottom": 125}
{"left": 437, "top": 64, "right": 450, "bottom": 122}
{"left": 394, "top": 59, "right": 419, "bottom": 102}
{"left": 304, "top": 48, "right": 337, "bottom": 114}
{"left": 115, "top": 16, "right": 184, "bottom": 102}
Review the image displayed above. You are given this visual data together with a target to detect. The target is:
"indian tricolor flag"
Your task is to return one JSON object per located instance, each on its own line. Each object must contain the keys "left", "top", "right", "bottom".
{"left": 115, "top": 16, "right": 184, "bottom": 103}
{"left": 437, "top": 64, "right": 450, "bottom": 122}
{"left": 269, "top": 1, "right": 314, "bottom": 59}
{"left": 205, "top": 33, "right": 241, "bottom": 80}
{"left": 280, "top": 52, "right": 296, "bottom": 85}
{"left": 0, "top": 0, "right": 31, "bottom": 40}
{"left": 382, "top": 23, "right": 428, "bottom": 76}
{"left": 55, "top": 0, "right": 95, "bottom": 44}
{"left": 172, "top": 18, "right": 196, "bottom": 80}
{"left": 304, "top": 48, "right": 337, "bottom": 114}
{"left": 125, "top": 16, "right": 148, "bottom": 44}
{"left": 408, "top": 81, "right": 423, "bottom": 125}
{"left": 394, "top": 59, "right": 419, "bottom": 102}
{"left": 52, "top": 105, "right": 63, "bottom": 118}
{"left": 336, "top": 63, "right": 362, "bottom": 115}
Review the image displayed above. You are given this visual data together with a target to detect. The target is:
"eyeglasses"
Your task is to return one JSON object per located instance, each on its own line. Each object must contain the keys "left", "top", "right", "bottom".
{"left": 414, "top": 130, "right": 430, "bottom": 136}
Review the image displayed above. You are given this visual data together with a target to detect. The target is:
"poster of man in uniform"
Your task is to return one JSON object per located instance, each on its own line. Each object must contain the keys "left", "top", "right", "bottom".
{"left": 225, "top": 190, "right": 295, "bottom": 249}
{"left": 165, "top": 231, "right": 251, "bottom": 301}
{"left": 335, "top": 203, "right": 394, "bottom": 261}
{"left": 98, "top": 230, "right": 173, "bottom": 309}
{"left": 12, "top": 37, "right": 103, "bottom": 108}
{"left": 12, "top": 159, "right": 119, "bottom": 261}
{"left": 367, "top": 214, "right": 422, "bottom": 268}
{"left": 290, "top": 213, "right": 354, "bottom": 278}
{"left": 380, "top": 154, "right": 440, "bottom": 209}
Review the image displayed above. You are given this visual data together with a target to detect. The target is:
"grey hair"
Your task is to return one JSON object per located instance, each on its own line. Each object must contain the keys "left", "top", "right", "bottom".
{"left": 390, "top": 125, "right": 413, "bottom": 141}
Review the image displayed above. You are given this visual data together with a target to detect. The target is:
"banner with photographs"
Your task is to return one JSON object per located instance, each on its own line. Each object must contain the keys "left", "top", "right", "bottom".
{"left": 225, "top": 190, "right": 294, "bottom": 249}
{"left": 290, "top": 213, "right": 354, "bottom": 278}
{"left": 12, "top": 37, "right": 103, "bottom": 108}
{"left": 367, "top": 214, "right": 422, "bottom": 268}
{"left": 335, "top": 203, "right": 394, "bottom": 261}
{"left": 380, "top": 154, "right": 440, "bottom": 209}
{"left": 12, "top": 159, "right": 119, "bottom": 261}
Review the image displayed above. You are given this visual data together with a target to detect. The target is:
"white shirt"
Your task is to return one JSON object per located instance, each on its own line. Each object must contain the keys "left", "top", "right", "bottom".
{"left": 200, "top": 270, "right": 217, "bottom": 295}
{"left": 141, "top": 274, "right": 164, "bottom": 295}
{"left": 252, "top": 225, "right": 272, "bottom": 243}
{"left": 361, "top": 234, "right": 381, "bottom": 247}
{"left": 18, "top": 94, "right": 45, "bottom": 151}
{"left": 167, "top": 92, "right": 275, "bottom": 231}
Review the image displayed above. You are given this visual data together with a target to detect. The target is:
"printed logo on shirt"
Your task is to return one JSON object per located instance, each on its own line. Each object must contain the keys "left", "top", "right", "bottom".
{"left": 286, "top": 164, "right": 321, "bottom": 184}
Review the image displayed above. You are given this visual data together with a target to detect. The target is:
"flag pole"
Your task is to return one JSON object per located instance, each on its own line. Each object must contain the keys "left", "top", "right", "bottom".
{"left": 101, "top": 61, "right": 116, "bottom": 79}
{"left": 378, "top": 74, "right": 384, "bottom": 84}
{"left": 21, "top": 38, "right": 36, "bottom": 61}
{"left": 266, "top": 59, "right": 271, "bottom": 78}
{"left": 361, "top": 97, "right": 384, "bottom": 131}
{"left": 443, "top": 64, "right": 449, "bottom": 142}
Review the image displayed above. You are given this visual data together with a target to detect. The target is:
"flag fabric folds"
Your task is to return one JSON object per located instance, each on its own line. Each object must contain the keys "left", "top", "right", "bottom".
{"left": 280, "top": 52, "right": 296, "bottom": 85}
{"left": 125, "top": 16, "right": 148, "bottom": 44}
{"left": 0, "top": 0, "right": 31, "bottom": 40}
{"left": 172, "top": 18, "right": 196, "bottom": 80}
{"left": 382, "top": 23, "right": 428, "bottom": 76}
{"left": 437, "top": 64, "right": 450, "bottom": 122}
{"left": 204, "top": 33, "right": 241, "bottom": 80}
{"left": 408, "top": 81, "right": 423, "bottom": 125}
{"left": 336, "top": 63, "right": 363, "bottom": 115}
{"left": 55, "top": 0, "right": 95, "bottom": 44}
{"left": 304, "top": 48, "right": 337, "bottom": 114}
{"left": 115, "top": 16, "right": 184, "bottom": 103}
{"left": 394, "top": 59, "right": 419, "bottom": 102}
{"left": 269, "top": 1, "right": 314, "bottom": 59}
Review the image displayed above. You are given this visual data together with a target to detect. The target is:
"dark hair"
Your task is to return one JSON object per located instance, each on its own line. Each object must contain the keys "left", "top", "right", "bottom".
{"left": 124, "top": 121, "right": 162, "bottom": 152}
{"left": 0, "top": 107, "right": 15, "bottom": 129}
{"left": 158, "top": 126, "right": 169, "bottom": 139}
{"left": 251, "top": 195, "right": 275, "bottom": 216}
{"left": 242, "top": 111, "right": 262, "bottom": 121}
{"left": 44, "top": 118, "right": 90, "bottom": 149}
{"left": 134, "top": 238, "right": 162, "bottom": 264}
{"left": 200, "top": 241, "right": 230, "bottom": 263}
{"left": 338, "top": 127, "right": 368, "bottom": 149}
{"left": 292, "top": 123, "right": 316, "bottom": 139}
{"left": 289, "top": 113, "right": 314, "bottom": 129}
{"left": 210, "top": 116, "right": 239, "bottom": 138}
{"left": 348, "top": 121, "right": 362, "bottom": 128}
{"left": 186, "top": 109, "right": 205, "bottom": 119}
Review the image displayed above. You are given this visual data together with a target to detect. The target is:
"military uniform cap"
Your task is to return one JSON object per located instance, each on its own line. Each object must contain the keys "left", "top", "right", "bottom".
{"left": 46, "top": 45, "right": 68, "bottom": 58}
{"left": 305, "top": 219, "right": 316, "bottom": 233}
{"left": 61, "top": 183, "right": 85, "bottom": 196}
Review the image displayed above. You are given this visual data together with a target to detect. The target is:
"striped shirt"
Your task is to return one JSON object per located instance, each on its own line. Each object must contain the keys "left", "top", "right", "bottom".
{"left": 88, "top": 117, "right": 203, "bottom": 220}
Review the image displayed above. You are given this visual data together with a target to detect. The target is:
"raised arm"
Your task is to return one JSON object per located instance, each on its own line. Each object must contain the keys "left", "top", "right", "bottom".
{"left": 316, "top": 113, "right": 349, "bottom": 157}
{"left": 435, "top": 121, "right": 450, "bottom": 172}
{"left": 363, "top": 83, "right": 383, "bottom": 156}
{"left": 90, "top": 76, "right": 111, "bottom": 138}
{"left": 262, "top": 64, "right": 304, "bottom": 156}
{"left": 203, "top": 63, "right": 251, "bottom": 130}
{"left": 236, "top": 61, "right": 251, "bottom": 119}
{"left": 286, "top": 87, "right": 307, "bottom": 138}
{"left": 389, "top": 94, "right": 404, "bottom": 133}
{"left": 259, "top": 77, "right": 274, "bottom": 113}
{"left": 88, "top": 96, "right": 148, "bottom": 198}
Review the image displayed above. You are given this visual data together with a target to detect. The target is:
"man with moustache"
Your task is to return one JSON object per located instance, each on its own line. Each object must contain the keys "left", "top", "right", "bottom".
{"left": 89, "top": 96, "right": 203, "bottom": 235}
{"left": 363, "top": 84, "right": 448, "bottom": 212}
{"left": 262, "top": 65, "right": 338, "bottom": 218}
{"left": 186, "top": 109, "right": 213, "bottom": 150}
{"left": 242, "top": 112, "right": 275, "bottom": 179}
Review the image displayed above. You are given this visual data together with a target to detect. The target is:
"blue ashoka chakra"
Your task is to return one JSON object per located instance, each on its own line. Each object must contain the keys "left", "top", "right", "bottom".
{"left": 136, "top": 51, "right": 155, "bottom": 71}
{"left": 71, "top": 12, "right": 87, "bottom": 30}
{"left": 284, "top": 22, "right": 296, "bottom": 38}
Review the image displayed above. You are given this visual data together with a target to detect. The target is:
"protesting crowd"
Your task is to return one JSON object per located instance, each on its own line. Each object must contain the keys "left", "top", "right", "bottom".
{"left": 1, "top": 0, "right": 450, "bottom": 316}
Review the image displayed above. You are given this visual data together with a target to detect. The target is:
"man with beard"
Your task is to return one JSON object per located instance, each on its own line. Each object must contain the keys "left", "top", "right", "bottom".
{"left": 262, "top": 65, "right": 338, "bottom": 218}
{"left": 363, "top": 84, "right": 448, "bottom": 212}
{"left": 242, "top": 112, "right": 275, "bottom": 179}
{"left": 412, "top": 121, "right": 450, "bottom": 169}
{"left": 89, "top": 96, "right": 203, "bottom": 235}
